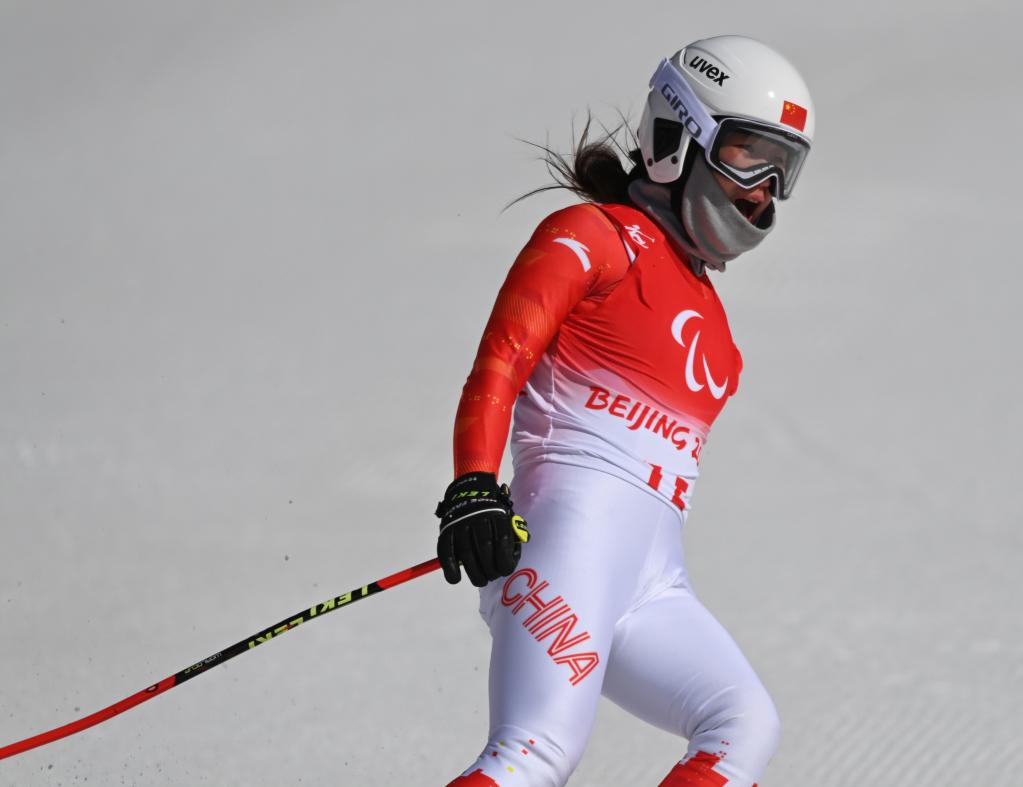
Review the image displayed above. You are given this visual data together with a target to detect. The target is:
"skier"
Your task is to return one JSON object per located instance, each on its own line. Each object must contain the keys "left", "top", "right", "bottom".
{"left": 434, "top": 35, "right": 815, "bottom": 787}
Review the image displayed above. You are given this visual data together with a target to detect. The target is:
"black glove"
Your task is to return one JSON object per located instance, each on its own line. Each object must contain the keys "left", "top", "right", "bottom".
{"left": 435, "top": 472, "right": 529, "bottom": 587}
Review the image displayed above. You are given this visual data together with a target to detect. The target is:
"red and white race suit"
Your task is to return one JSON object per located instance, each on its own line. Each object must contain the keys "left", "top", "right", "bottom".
{"left": 454, "top": 202, "right": 741, "bottom": 517}
{"left": 447, "top": 203, "right": 776, "bottom": 787}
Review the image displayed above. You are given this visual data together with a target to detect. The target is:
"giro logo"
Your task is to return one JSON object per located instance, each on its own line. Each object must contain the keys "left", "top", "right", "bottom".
{"left": 671, "top": 310, "right": 729, "bottom": 400}
{"left": 688, "top": 55, "right": 730, "bottom": 86}
{"left": 660, "top": 84, "right": 703, "bottom": 140}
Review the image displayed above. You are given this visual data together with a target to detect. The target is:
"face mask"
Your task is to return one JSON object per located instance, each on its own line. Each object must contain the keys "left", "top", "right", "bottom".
{"left": 628, "top": 156, "right": 775, "bottom": 273}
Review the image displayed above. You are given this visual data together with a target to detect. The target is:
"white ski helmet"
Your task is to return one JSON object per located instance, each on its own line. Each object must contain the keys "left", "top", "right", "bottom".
{"left": 637, "top": 35, "right": 815, "bottom": 199}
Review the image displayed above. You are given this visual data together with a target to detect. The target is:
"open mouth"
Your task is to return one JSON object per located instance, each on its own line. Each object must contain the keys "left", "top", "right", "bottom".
{"left": 734, "top": 198, "right": 758, "bottom": 222}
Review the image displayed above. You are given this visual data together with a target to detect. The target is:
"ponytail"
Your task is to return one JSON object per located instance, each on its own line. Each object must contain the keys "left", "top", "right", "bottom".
{"left": 509, "top": 113, "right": 645, "bottom": 208}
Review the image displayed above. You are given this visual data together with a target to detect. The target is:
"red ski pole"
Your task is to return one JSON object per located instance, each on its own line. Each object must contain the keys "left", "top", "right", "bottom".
{"left": 0, "top": 557, "right": 441, "bottom": 761}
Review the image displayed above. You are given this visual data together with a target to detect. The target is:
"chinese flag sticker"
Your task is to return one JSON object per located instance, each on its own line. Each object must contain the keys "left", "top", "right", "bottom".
{"left": 780, "top": 100, "right": 808, "bottom": 131}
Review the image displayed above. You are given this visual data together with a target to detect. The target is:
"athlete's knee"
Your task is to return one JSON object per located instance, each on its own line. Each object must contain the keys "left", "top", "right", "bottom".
{"left": 449, "top": 726, "right": 582, "bottom": 787}
{"left": 731, "top": 686, "right": 781, "bottom": 759}
{"left": 686, "top": 683, "right": 781, "bottom": 778}
{"left": 659, "top": 697, "right": 779, "bottom": 786}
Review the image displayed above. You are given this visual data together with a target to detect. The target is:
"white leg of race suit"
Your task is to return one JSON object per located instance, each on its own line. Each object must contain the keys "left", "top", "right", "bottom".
{"left": 451, "top": 462, "right": 779, "bottom": 787}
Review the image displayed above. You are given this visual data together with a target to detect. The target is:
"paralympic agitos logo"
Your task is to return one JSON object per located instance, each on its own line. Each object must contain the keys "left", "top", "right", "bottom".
{"left": 671, "top": 310, "right": 729, "bottom": 400}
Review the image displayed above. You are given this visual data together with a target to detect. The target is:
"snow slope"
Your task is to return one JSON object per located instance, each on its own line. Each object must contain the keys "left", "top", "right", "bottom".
{"left": 1, "top": 2, "right": 1020, "bottom": 784}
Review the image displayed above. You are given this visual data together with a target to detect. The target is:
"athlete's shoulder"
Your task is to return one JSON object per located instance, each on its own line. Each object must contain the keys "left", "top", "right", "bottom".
{"left": 528, "top": 203, "right": 623, "bottom": 249}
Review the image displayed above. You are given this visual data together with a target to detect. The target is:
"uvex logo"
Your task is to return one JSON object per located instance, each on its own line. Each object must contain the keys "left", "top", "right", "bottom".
{"left": 671, "top": 310, "right": 729, "bottom": 400}
{"left": 688, "top": 55, "right": 730, "bottom": 86}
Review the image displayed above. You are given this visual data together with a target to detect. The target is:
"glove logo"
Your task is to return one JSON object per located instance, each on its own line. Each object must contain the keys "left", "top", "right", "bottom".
{"left": 671, "top": 310, "right": 728, "bottom": 400}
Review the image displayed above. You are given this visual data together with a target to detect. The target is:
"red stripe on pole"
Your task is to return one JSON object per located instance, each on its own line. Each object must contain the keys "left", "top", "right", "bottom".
{"left": 0, "top": 676, "right": 177, "bottom": 760}
{"left": 378, "top": 558, "right": 441, "bottom": 589}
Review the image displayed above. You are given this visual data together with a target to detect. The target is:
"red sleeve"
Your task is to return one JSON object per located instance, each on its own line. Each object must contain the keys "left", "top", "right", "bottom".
{"left": 453, "top": 203, "right": 628, "bottom": 477}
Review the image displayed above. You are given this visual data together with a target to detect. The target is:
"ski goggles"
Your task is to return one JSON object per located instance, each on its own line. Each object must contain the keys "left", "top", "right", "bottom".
{"left": 649, "top": 58, "right": 811, "bottom": 199}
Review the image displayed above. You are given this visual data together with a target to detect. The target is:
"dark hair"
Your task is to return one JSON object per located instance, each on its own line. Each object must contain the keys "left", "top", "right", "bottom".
{"left": 508, "top": 112, "right": 646, "bottom": 209}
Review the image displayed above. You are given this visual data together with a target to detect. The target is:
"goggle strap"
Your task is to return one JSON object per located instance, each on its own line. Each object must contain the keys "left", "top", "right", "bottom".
{"left": 648, "top": 59, "right": 720, "bottom": 150}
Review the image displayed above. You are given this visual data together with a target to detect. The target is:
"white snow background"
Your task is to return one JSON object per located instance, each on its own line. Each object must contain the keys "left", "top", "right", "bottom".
{"left": 1, "top": 1, "right": 1020, "bottom": 785}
